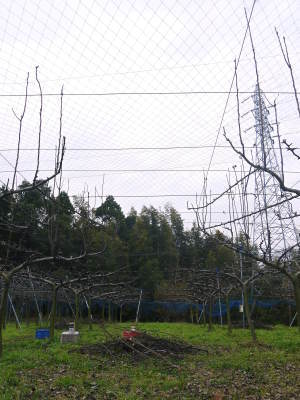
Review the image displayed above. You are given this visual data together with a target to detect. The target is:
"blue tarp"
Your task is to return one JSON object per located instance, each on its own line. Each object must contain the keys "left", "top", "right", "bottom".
{"left": 24, "top": 298, "right": 293, "bottom": 319}
{"left": 108, "top": 298, "right": 294, "bottom": 318}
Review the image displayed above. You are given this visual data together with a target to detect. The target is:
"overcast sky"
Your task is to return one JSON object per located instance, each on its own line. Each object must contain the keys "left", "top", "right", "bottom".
{"left": 0, "top": 0, "right": 299, "bottom": 229}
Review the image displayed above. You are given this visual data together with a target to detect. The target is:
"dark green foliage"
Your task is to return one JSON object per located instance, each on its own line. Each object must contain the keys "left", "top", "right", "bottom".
{"left": 95, "top": 195, "right": 125, "bottom": 228}
{"left": 1, "top": 181, "right": 293, "bottom": 312}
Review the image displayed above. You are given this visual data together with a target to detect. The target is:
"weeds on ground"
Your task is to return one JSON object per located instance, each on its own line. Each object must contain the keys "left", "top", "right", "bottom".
{"left": 0, "top": 323, "right": 299, "bottom": 399}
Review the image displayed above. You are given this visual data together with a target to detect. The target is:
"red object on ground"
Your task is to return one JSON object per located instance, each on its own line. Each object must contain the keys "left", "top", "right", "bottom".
{"left": 122, "top": 330, "right": 141, "bottom": 339}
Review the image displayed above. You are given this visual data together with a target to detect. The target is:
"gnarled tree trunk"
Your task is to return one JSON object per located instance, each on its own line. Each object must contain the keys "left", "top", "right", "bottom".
{"left": 88, "top": 296, "right": 92, "bottom": 330}
{"left": 50, "top": 286, "right": 58, "bottom": 341}
{"left": 120, "top": 304, "right": 123, "bottom": 323}
{"left": 292, "top": 273, "right": 300, "bottom": 331}
{"left": 108, "top": 302, "right": 111, "bottom": 322}
{"left": 208, "top": 297, "right": 213, "bottom": 331}
{"left": 202, "top": 302, "right": 206, "bottom": 326}
{"left": 243, "top": 284, "right": 257, "bottom": 342}
{"left": 190, "top": 305, "right": 194, "bottom": 323}
{"left": 226, "top": 293, "right": 232, "bottom": 335}
{"left": 0, "top": 278, "right": 10, "bottom": 358}
{"left": 75, "top": 291, "right": 79, "bottom": 331}
{"left": 102, "top": 302, "right": 105, "bottom": 321}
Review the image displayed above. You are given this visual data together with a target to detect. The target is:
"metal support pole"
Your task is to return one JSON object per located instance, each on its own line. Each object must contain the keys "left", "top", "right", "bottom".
{"left": 28, "top": 268, "right": 42, "bottom": 324}
{"left": 63, "top": 288, "right": 75, "bottom": 317}
{"left": 135, "top": 289, "right": 143, "bottom": 324}
{"left": 8, "top": 294, "right": 21, "bottom": 329}
{"left": 198, "top": 309, "right": 204, "bottom": 323}
{"left": 289, "top": 312, "right": 297, "bottom": 328}
{"left": 83, "top": 294, "right": 93, "bottom": 320}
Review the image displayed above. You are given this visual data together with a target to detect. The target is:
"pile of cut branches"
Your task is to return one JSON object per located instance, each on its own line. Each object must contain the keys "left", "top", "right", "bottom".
{"left": 74, "top": 331, "right": 208, "bottom": 364}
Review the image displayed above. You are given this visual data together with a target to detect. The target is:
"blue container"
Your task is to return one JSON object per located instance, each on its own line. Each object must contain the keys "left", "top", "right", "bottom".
{"left": 35, "top": 328, "right": 50, "bottom": 339}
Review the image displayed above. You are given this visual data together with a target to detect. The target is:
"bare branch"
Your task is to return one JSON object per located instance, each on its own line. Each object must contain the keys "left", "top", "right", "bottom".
{"left": 33, "top": 66, "right": 43, "bottom": 183}
{"left": 12, "top": 73, "right": 29, "bottom": 190}
{"left": 275, "top": 28, "right": 300, "bottom": 118}
{"left": 223, "top": 128, "right": 300, "bottom": 197}
{"left": 282, "top": 139, "right": 300, "bottom": 161}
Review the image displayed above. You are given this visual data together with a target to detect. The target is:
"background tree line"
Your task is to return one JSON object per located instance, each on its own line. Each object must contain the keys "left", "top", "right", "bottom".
{"left": 1, "top": 181, "right": 294, "bottom": 304}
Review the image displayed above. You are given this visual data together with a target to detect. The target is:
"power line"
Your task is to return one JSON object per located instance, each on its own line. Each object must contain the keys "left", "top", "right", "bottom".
{"left": 179, "top": 211, "right": 253, "bottom": 214}
{"left": 0, "top": 90, "right": 298, "bottom": 98}
{"left": 70, "top": 193, "right": 299, "bottom": 199}
{"left": 2, "top": 52, "right": 299, "bottom": 87}
{"left": 0, "top": 144, "right": 297, "bottom": 152}
{"left": 0, "top": 168, "right": 299, "bottom": 174}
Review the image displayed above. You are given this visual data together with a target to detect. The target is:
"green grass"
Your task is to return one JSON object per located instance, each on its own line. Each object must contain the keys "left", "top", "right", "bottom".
{"left": 1, "top": 322, "right": 299, "bottom": 399}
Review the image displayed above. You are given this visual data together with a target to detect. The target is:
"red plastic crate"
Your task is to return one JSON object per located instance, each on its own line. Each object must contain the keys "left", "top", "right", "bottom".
{"left": 122, "top": 330, "right": 141, "bottom": 339}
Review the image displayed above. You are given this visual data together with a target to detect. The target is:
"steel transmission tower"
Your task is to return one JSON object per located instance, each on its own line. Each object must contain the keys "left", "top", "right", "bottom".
{"left": 251, "top": 84, "right": 298, "bottom": 261}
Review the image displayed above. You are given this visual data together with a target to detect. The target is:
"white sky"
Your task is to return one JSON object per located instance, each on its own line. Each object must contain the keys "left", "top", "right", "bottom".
{"left": 0, "top": 0, "right": 299, "bottom": 229}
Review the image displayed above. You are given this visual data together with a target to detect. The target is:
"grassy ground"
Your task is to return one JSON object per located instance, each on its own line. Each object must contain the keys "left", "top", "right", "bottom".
{"left": 0, "top": 322, "right": 299, "bottom": 399}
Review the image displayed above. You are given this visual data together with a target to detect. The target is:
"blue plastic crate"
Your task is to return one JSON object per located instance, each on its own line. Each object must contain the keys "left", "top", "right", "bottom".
{"left": 35, "top": 328, "right": 50, "bottom": 339}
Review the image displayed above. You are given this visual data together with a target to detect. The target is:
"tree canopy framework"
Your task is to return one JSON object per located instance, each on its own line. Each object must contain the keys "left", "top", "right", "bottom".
{"left": 0, "top": 69, "right": 109, "bottom": 357}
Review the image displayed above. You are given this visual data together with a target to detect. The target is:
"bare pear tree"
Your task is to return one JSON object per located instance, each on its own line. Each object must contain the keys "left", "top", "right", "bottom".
{"left": 0, "top": 69, "right": 66, "bottom": 357}
{"left": 190, "top": 26, "right": 300, "bottom": 330}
